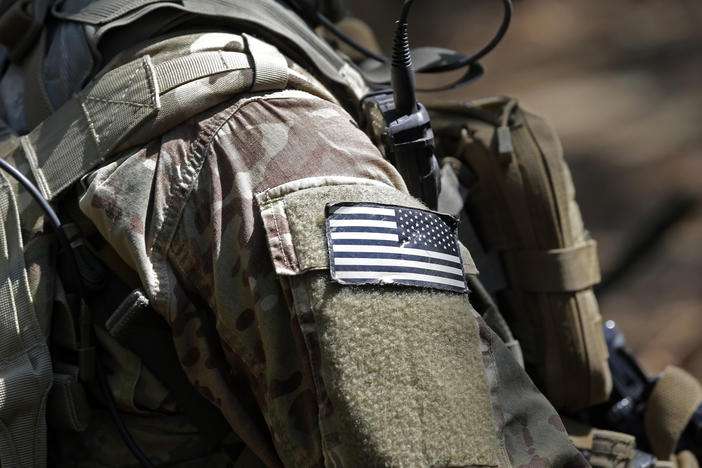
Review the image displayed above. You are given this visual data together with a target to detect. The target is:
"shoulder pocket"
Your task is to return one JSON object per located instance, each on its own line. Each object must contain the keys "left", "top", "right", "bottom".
{"left": 256, "top": 176, "right": 477, "bottom": 278}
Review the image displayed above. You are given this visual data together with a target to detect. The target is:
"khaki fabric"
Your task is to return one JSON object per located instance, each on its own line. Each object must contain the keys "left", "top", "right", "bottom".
{"left": 677, "top": 451, "right": 700, "bottom": 468}
{"left": 566, "top": 419, "right": 635, "bottom": 468}
{"left": 429, "top": 98, "right": 611, "bottom": 411}
{"left": 645, "top": 366, "right": 702, "bottom": 460}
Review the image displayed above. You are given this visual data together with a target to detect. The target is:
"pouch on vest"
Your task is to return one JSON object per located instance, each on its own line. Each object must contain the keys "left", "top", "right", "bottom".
{"left": 429, "top": 97, "right": 612, "bottom": 411}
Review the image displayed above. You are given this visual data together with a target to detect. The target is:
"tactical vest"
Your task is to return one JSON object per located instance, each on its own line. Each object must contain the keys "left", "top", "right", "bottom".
{"left": 0, "top": 1, "right": 700, "bottom": 467}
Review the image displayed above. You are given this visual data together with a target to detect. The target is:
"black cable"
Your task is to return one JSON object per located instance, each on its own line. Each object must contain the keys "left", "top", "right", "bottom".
{"left": 286, "top": 0, "right": 388, "bottom": 63}
{"left": 286, "top": 0, "right": 513, "bottom": 78}
{"left": 97, "top": 362, "right": 156, "bottom": 468}
{"left": 421, "top": 0, "right": 512, "bottom": 73}
{"left": 391, "top": 0, "right": 418, "bottom": 115}
{"left": 0, "top": 157, "right": 156, "bottom": 468}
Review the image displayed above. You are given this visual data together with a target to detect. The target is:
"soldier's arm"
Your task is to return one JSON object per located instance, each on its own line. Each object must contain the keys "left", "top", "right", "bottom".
{"left": 80, "top": 87, "right": 585, "bottom": 466}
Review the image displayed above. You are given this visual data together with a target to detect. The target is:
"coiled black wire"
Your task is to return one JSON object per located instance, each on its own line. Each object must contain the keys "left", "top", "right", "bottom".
{"left": 286, "top": 0, "right": 513, "bottom": 81}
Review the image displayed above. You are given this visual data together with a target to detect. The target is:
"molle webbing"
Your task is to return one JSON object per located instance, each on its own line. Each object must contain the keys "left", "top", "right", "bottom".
{"left": 30, "top": 0, "right": 368, "bottom": 116}
{"left": 428, "top": 98, "right": 611, "bottom": 411}
{"left": 11, "top": 34, "right": 289, "bottom": 202}
{"left": 565, "top": 418, "right": 636, "bottom": 468}
{"left": 0, "top": 163, "right": 53, "bottom": 468}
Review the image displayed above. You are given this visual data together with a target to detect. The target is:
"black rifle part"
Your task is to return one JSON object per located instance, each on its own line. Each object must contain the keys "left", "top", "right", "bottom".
{"left": 576, "top": 320, "right": 702, "bottom": 460}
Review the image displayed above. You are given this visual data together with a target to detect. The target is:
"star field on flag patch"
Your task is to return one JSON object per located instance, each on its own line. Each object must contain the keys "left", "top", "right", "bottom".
{"left": 325, "top": 202, "right": 468, "bottom": 293}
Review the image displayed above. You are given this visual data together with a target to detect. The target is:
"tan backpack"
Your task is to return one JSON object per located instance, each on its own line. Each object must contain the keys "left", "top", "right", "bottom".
{"left": 429, "top": 97, "right": 612, "bottom": 411}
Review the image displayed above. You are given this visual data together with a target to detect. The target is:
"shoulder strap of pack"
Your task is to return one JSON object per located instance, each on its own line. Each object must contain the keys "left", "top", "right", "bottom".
{"left": 0, "top": 129, "right": 53, "bottom": 467}
{"left": 10, "top": 33, "right": 288, "bottom": 201}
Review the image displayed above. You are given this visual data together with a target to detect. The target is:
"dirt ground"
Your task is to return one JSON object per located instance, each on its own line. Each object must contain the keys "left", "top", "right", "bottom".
{"left": 351, "top": 0, "right": 702, "bottom": 380}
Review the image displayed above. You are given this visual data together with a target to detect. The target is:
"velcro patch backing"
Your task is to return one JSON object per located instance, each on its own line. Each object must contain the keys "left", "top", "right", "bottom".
{"left": 326, "top": 202, "right": 468, "bottom": 293}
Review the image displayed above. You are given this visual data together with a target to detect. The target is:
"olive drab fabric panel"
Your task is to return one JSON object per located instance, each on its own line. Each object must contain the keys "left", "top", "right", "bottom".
{"left": 256, "top": 177, "right": 501, "bottom": 466}
{"left": 0, "top": 169, "right": 53, "bottom": 468}
{"left": 429, "top": 98, "right": 612, "bottom": 411}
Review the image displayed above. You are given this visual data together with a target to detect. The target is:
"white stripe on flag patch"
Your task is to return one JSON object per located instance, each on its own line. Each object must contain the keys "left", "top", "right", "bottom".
{"left": 334, "top": 257, "right": 463, "bottom": 275}
{"left": 332, "top": 244, "right": 461, "bottom": 264}
{"left": 331, "top": 206, "right": 396, "bottom": 216}
{"left": 335, "top": 271, "right": 466, "bottom": 288}
{"left": 330, "top": 232, "right": 399, "bottom": 241}
{"left": 328, "top": 219, "right": 397, "bottom": 229}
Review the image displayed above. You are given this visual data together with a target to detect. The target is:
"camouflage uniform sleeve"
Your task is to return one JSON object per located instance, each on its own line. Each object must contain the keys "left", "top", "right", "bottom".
{"left": 80, "top": 88, "right": 587, "bottom": 467}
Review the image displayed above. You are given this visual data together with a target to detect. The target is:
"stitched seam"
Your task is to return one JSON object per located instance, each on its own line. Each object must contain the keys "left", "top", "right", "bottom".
{"left": 150, "top": 91, "right": 324, "bottom": 305}
{"left": 142, "top": 55, "right": 161, "bottom": 109}
{"left": 79, "top": 100, "right": 101, "bottom": 147}
{"left": 271, "top": 202, "right": 292, "bottom": 269}
{"left": 118, "top": 62, "right": 140, "bottom": 103}
{"left": 84, "top": 96, "right": 151, "bottom": 107}
{"left": 262, "top": 182, "right": 380, "bottom": 205}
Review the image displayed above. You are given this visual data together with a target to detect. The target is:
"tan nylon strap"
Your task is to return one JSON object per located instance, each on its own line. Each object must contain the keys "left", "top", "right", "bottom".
{"left": 589, "top": 430, "right": 635, "bottom": 468}
{"left": 677, "top": 451, "right": 701, "bottom": 468}
{"left": 21, "top": 54, "right": 159, "bottom": 200}
{"left": 154, "top": 50, "right": 251, "bottom": 94}
{"left": 243, "top": 33, "right": 289, "bottom": 92}
{"left": 20, "top": 44, "right": 283, "bottom": 201}
{"left": 503, "top": 240, "right": 601, "bottom": 292}
{"left": 565, "top": 419, "right": 635, "bottom": 468}
{"left": 0, "top": 171, "right": 53, "bottom": 468}
{"left": 645, "top": 366, "right": 702, "bottom": 459}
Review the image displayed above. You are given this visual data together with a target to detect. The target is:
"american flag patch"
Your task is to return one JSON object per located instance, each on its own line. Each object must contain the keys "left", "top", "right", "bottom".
{"left": 325, "top": 202, "right": 468, "bottom": 293}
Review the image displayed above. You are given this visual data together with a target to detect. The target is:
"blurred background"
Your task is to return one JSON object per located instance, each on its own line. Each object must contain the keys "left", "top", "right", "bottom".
{"left": 350, "top": 0, "right": 702, "bottom": 380}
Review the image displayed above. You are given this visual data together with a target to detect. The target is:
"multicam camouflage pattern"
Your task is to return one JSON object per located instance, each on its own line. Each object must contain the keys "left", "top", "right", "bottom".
{"left": 1, "top": 28, "right": 588, "bottom": 468}
{"left": 71, "top": 71, "right": 585, "bottom": 466}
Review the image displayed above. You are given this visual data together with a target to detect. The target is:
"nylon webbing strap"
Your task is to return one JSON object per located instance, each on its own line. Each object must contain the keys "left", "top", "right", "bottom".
{"left": 503, "top": 240, "right": 601, "bottom": 292}
{"left": 18, "top": 47, "right": 265, "bottom": 201}
{"left": 21, "top": 54, "right": 160, "bottom": 200}
{"left": 0, "top": 172, "right": 53, "bottom": 468}
{"left": 645, "top": 366, "right": 702, "bottom": 459}
{"left": 51, "top": 0, "right": 172, "bottom": 24}
{"left": 243, "top": 34, "right": 289, "bottom": 92}
{"left": 155, "top": 50, "right": 250, "bottom": 93}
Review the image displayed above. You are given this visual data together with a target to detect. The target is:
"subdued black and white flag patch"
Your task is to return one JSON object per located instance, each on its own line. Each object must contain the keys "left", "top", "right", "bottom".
{"left": 325, "top": 202, "right": 468, "bottom": 293}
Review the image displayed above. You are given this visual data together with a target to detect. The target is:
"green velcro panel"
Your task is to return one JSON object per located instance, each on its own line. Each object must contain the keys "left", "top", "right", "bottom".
{"left": 502, "top": 240, "right": 601, "bottom": 292}
{"left": 256, "top": 176, "right": 477, "bottom": 277}
{"left": 294, "top": 271, "right": 500, "bottom": 466}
